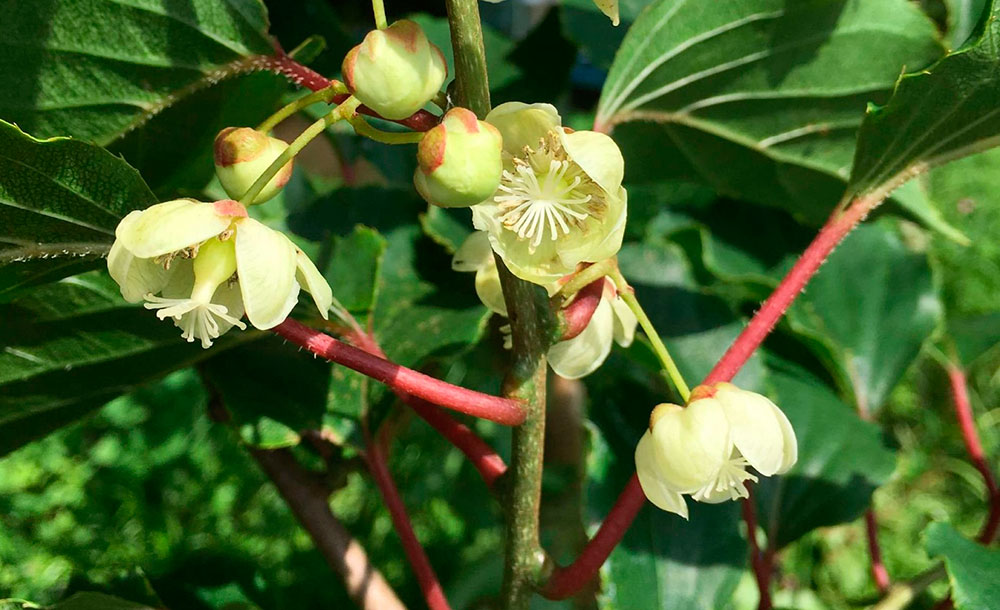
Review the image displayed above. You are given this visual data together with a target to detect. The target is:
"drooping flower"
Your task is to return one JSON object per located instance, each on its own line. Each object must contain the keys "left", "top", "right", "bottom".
{"left": 108, "top": 198, "right": 332, "bottom": 348}
{"left": 452, "top": 231, "right": 633, "bottom": 378}
{"left": 471, "top": 102, "right": 627, "bottom": 286}
{"left": 214, "top": 127, "right": 293, "bottom": 204}
{"left": 634, "top": 383, "right": 798, "bottom": 518}
{"left": 342, "top": 19, "right": 447, "bottom": 120}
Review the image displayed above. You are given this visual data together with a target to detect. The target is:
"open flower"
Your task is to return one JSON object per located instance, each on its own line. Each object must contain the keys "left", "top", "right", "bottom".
{"left": 452, "top": 231, "right": 633, "bottom": 378}
{"left": 471, "top": 102, "right": 627, "bottom": 286}
{"left": 108, "top": 198, "right": 332, "bottom": 348}
{"left": 634, "top": 383, "right": 798, "bottom": 518}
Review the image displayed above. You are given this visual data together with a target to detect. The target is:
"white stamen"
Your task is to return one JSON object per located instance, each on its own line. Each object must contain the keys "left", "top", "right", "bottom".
{"left": 144, "top": 294, "right": 246, "bottom": 349}
{"left": 690, "top": 455, "right": 758, "bottom": 503}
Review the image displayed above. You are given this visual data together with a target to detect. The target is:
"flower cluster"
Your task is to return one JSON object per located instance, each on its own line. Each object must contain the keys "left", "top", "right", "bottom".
{"left": 635, "top": 383, "right": 798, "bottom": 518}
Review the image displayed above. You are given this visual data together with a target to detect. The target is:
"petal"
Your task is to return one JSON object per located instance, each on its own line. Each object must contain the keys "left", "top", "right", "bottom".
{"left": 295, "top": 248, "right": 333, "bottom": 319}
{"left": 547, "top": 297, "right": 614, "bottom": 379}
{"left": 452, "top": 230, "right": 495, "bottom": 272}
{"left": 610, "top": 293, "right": 636, "bottom": 347}
{"left": 555, "top": 186, "right": 627, "bottom": 270}
{"left": 475, "top": 264, "right": 508, "bottom": 317}
{"left": 715, "top": 384, "right": 797, "bottom": 477}
{"left": 650, "top": 399, "right": 732, "bottom": 492}
{"left": 635, "top": 432, "right": 689, "bottom": 518}
{"left": 234, "top": 218, "right": 299, "bottom": 329}
{"left": 107, "top": 238, "right": 170, "bottom": 302}
{"left": 563, "top": 130, "right": 625, "bottom": 193}
{"left": 485, "top": 102, "right": 561, "bottom": 156}
{"left": 210, "top": 278, "right": 246, "bottom": 335}
{"left": 592, "top": 0, "right": 620, "bottom": 25}
{"left": 117, "top": 199, "right": 235, "bottom": 259}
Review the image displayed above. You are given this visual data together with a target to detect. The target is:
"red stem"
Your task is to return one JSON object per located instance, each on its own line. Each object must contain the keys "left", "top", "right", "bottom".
{"left": 865, "top": 509, "right": 891, "bottom": 594}
{"left": 366, "top": 438, "right": 452, "bottom": 610}
{"left": 540, "top": 193, "right": 884, "bottom": 598}
{"left": 947, "top": 364, "right": 1000, "bottom": 544}
{"left": 273, "top": 318, "right": 526, "bottom": 426}
{"left": 260, "top": 53, "right": 439, "bottom": 131}
{"left": 560, "top": 279, "right": 605, "bottom": 341}
{"left": 542, "top": 475, "right": 646, "bottom": 599}
{"left": 743, "top": 489, "right": 773, "bottom": 610}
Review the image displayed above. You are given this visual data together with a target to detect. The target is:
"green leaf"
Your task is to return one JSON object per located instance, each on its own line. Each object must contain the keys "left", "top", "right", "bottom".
{"left": 0, "top": 272, "right": 234, "bottom": 456}
{"left": 0, "top": 0, "right": 274, "bottom": 145}
{"left": 0, "top": 120, "right": 156, "bottom": 299}
{"left": 944, "top": 0, "right": 990, "bottom": 50}
{"left": 562, "top": 0, "right": 655, "bottom": 70}
{"left": 925, "top": 522, "right": 1000, "bottom": 610}
{"left": 787, "top": 221, "right": 942, "bottom": 411}
{"left": 326, "top": 226, "right": 386, "bottom": 313}
{"left": 848, "top": 2, "right": 1000, "bottom": 198}
{"left": 599, "top": 0, "right": 942, "bottom": 224}
{"left": 46, "top": 593, "right": 155, "bottom": 610}
{"left": 756, "top": 356, "right": 897, "bottom": 547}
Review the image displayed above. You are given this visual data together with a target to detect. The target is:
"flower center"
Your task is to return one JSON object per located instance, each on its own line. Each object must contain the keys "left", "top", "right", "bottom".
{"left": 494, "top": 134, "right": 603, "bottom": 251}
{"left": 690, "top": 453, "right": 758, "bottom": 503}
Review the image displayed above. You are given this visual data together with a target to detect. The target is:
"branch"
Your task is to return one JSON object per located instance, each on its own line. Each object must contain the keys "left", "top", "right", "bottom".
{"left": 250, "top": 448, "right": 407, "bottom": 610}
{"left": 947, "top": 363, "right": 1000, "bottom": 544}
{"left": 365, "top": 437, "right": 452, "bottom": 610}
{"left": 273, "top": 318, "right": 526, "bottom": 426}
{"left": 259, "top": 53, "right": 439, "bottom": 131}
{"left": 866, "top": 510, "right": 891, "bottom": 595}
{"left": 743, "top": 487, "right": 774, "bottom": 610}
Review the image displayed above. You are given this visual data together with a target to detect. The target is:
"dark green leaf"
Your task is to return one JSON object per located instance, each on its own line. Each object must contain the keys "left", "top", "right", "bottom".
{"left": 0, "top": 0, "right": 274, "bottom": 144}
{"left": 849, "top": 2, "right": 1000, "bottom": 198}
{"left": 47, "top": 592, "right": 156, "bottom": 610}
{"left": 787, "top": 220, "right": 942, "bottom": 411}
{"left": 925, "top": 522, "right": 1000, "bottom": 610}
{"left": 0, "top": 120, "right": 156, "bottom": 299}
{"left": 600, "top": 0, "right": 942, "bottom": 224}
{"left": 326, "top": 226, "right": 386, "bottom": 313}
{"left": 562, "top": 0, "right": 655, "bottom": 70}
{"left": 0, "top": 272, "right": 237, "bottom": 456}
{"left": 757, "top": 356, "right": 897, "bottom": 547}
{"left": 944, "top": 0, "right": 990, "bottom": 50}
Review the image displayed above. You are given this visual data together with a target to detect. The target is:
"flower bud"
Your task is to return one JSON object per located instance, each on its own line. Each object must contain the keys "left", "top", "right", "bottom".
{"left": 214, "top": 127, "right": 292, "bottom": 204}
{"left": 414, "top": 108, "right": 503, "bottom": 208}
{"left": 342, "top": 20, "right": 447, "bottom": 120}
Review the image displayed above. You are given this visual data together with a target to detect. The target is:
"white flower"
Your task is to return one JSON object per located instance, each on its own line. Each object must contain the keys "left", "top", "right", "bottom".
{"left": 452, "top": 231, "right": 634, "bottom": 378}
{"left": 108, "top": 198, "right": 332, "bottom": 348}
{"left": 634, "top": 383, "right": 798, "bottom": 518}
{"left": 471, "top": 102, "right": 627, "bottom": 286}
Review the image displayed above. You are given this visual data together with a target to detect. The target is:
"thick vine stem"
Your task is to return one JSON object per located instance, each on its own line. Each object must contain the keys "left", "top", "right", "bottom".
{"left": 273, "top": 318, "right": 525, "bottom": 425}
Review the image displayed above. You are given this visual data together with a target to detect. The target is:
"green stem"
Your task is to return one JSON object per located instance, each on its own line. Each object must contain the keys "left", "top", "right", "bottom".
{"left": 257, "top": 84, "right": 346, "bottom": 133}
{"left": 610, "top": 269, "right": 691, "bottom": 402}
{"left": 240, "top": 97, "right": 361, "bottom": 206}
{"left": 444, "top": 0, "right": 491, "bottom": 119}
{"left": 372, "top": 0, "right": 388, "bottom": 29}
{"left": 444, "top": 1, "right": 550, "bottom": 608}
{"left": 554, "top": 258, "right": 617, "bottom": 306}
{"left": 348, "top": 116, "right": 425, "bottom": 144}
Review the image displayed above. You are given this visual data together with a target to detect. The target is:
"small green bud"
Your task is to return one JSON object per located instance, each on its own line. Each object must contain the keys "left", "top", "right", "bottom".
{"left": 342, "top": 20, "right": 447, "bottom": 120}
{"left": 213, "top": 127, "right": 293, "bottom": 204}
{"left": 414, "top": 108, "right": 503, "bottom": 208}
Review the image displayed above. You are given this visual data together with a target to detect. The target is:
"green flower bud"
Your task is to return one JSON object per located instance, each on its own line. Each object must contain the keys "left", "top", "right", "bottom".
{"left": 213, "top": 127, "right": 293, "bottom": 204}
{"left": 342, "top": 20, "right": 447, "bottom": 120}
{"left": 414, "top": 108, "right": 503, "bottom": 208}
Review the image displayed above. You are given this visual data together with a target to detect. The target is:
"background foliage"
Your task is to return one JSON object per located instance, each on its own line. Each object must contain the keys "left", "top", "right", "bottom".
{"left": 1, "top": 0, "right": 999, "bottom": 608}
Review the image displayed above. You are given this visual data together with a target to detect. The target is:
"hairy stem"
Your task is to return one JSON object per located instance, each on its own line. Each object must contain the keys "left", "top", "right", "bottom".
{"left": 444, "top": 0, "right": 491, "bottom": 119}
{"left": 946, "top": 363, "right": 1000, "bottom": 543}
{"left": 366, "top": 436, "right": 451, "bottom": 610}
{"left": 250, "top": 448, "right": 407, "bottom": 610}
{"left": 348, "top": 115, "right": 426, "bottom": 144}
{"left": 273, "top": 318, "right": 525, "bottom": 425}
{"left": 257, "top": 84, "right": 344, "bottom": 133}
{"left": 371, "top": 0, "right": 388, "bottom": 29}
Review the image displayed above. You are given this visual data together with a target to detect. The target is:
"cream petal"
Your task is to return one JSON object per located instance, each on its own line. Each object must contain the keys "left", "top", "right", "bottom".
{"left": 452, "top": 230, "right": 495, "bottom": 272}
{"left": 555, "top": 187, "right": 627, "bottom": 270}
{"left": 610, "top": 294, "right": 636, "bottom": 347}
{"left": 295, "top": 248, "right": 333, "bottom": 319}
{"left": 107, "top": 239, "right": 171, "bottom": 302}
{"left": 475, "top": 264, "right": 508, "bottom": 317}
{"left": 210, "top": 278, "right": 246, "bottom": 335}
{"left": 592, "top": 0, "right": 620, "bottom": 25}
{"left": 650, "top": 399, "right": 732, "bottom": 492}
{"left": 548, "top": 297, "right": 615, "bottom": 379}
{"left": 234, "top": 219, "right": 299, "bottom": 329}
{"left": 562, "top": 130, "right": 625, "bottom": 193}
{"left": 485, "top": 102, "right": 561, "bottom": 156}
{"left": 635, "top": 432, "right": 689, "bottom": 518}
{"left": 715, "top": 385, "right": 796, "bottom": 477}
{"left": 117, "top": 199, "right": 235, "bottom": 259}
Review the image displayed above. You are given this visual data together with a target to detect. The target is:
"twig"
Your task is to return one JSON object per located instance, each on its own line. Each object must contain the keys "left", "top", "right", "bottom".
{"left": 250, "top": 448, "right": 407, "bottom": 610}
{"left": 273, "top": 318, "right": 526, "bottom": 425}
{"left": 743, "top": 487, "right": 773, "bottom": 610}
{"left": 866, "top": 510, "right": 891, "bottom": 595}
